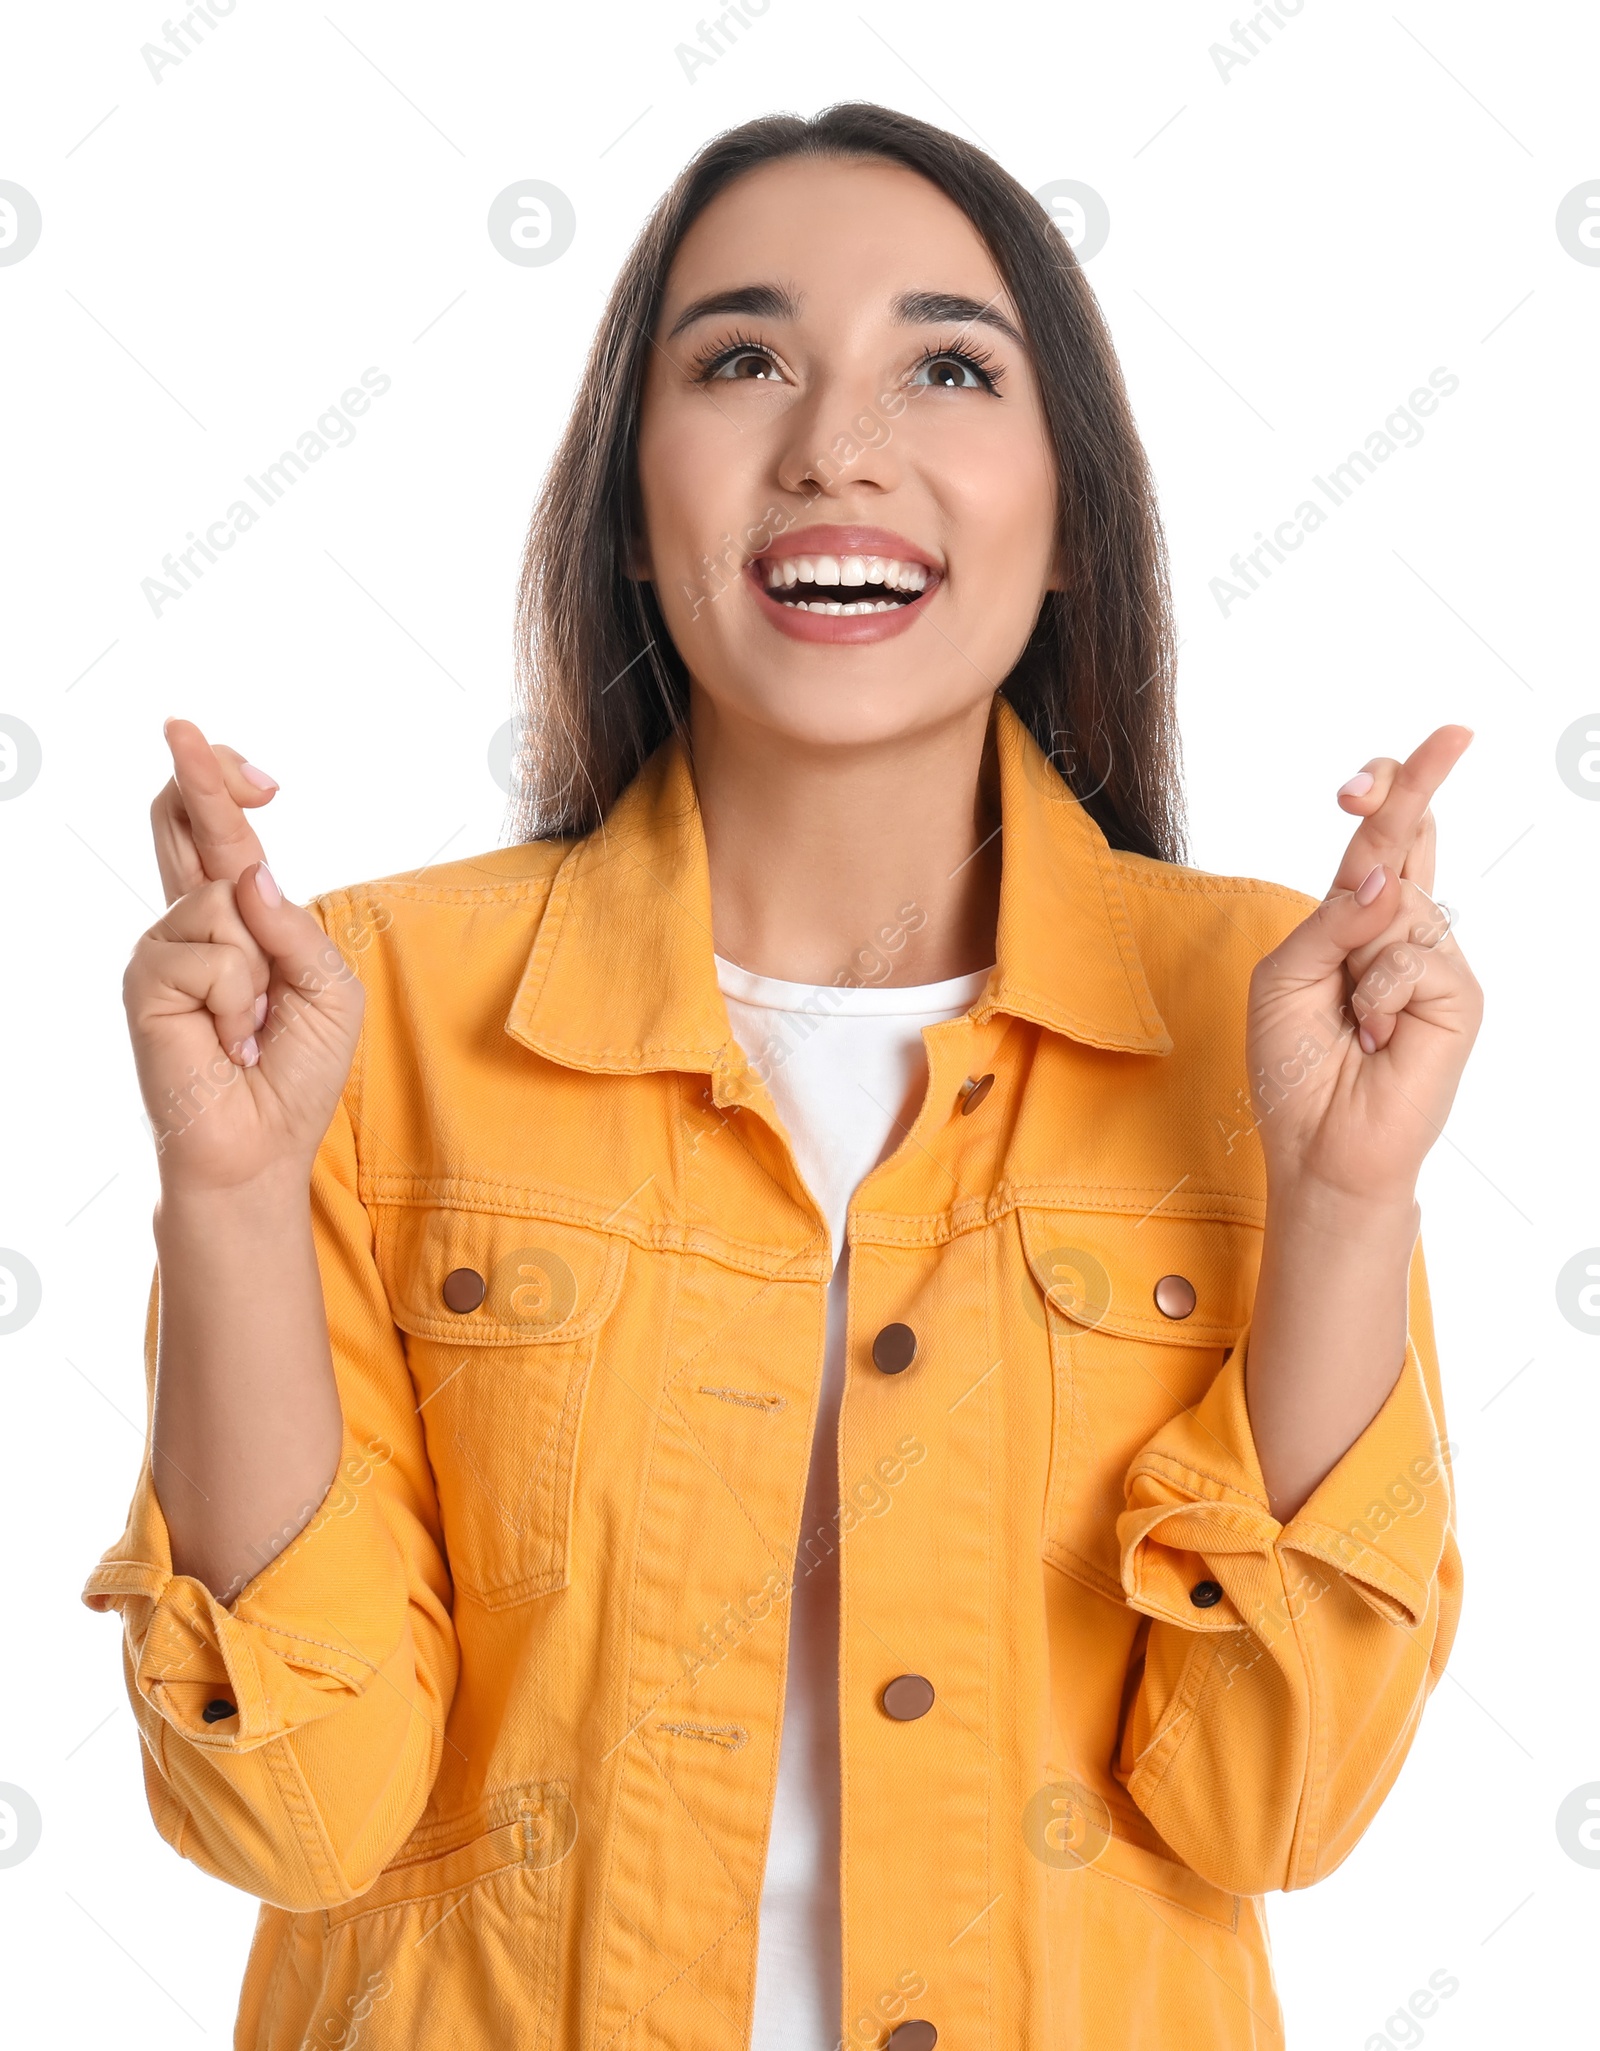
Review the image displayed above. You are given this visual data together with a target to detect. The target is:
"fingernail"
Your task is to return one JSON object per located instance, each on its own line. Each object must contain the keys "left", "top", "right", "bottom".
{"left": 253, "top": 991, "right": 269, "bottom": 1028}
{"left": 1359, "top": 1025, "right": 1377, "bottom": 1054}
{"left": 1338, "top": 772, "right": 1375, "bottom": 797}
{"left": 240, "top": 762, "right": 278, "bottom": 790}
{"left": 255, "top": 863, "right": 281, "bottom": 908}
{"left": 1356, "top": 863, "right": 1386, "bottom": 905}
{"left": 236, "top": 1036, "right": 259, "bottom": 1067}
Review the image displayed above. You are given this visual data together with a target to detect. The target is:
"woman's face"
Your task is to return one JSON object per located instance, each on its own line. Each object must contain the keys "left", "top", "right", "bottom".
{"left": 634, "top": 154, "right": 1062, "bottom": 751}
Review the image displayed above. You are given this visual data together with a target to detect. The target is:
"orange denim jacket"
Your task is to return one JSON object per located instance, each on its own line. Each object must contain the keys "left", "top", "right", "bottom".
{"left": 84, "top": 696, "right": 1460, "bottom": 2049}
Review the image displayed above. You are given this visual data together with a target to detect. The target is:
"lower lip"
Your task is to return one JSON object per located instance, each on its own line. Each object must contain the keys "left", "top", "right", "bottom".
{"left": 746, "top": 563, "right": 939, "bottom": 643}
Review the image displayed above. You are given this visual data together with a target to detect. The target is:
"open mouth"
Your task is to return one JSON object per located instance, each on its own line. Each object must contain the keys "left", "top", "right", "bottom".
{"left": 755, "top": 551, "right": 932, "bottom": 616}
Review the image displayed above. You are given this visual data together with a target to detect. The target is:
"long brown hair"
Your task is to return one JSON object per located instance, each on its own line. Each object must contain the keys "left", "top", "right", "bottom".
{"left": 512, "top": 102, "right": 1186, "bottom": 863}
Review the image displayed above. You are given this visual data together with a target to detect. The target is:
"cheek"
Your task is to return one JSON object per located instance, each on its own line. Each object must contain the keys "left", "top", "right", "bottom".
{"left": 635, "top": 395, "right": 770, "bottom": 581}
{"left": 921, "top": 413, "right": 1059, "bottom": 601}
{"left": 633, "top": 438, "right": 756, "bottom": 664}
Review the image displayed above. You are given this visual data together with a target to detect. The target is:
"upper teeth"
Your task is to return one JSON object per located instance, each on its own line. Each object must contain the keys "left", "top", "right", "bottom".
{"left": 762, "top": 554, "right": 929, "bottom": 593}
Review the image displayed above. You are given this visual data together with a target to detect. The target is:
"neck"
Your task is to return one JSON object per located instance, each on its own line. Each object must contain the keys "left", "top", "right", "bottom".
{"left": 688, "top": 688, "right": 1002, "bottom": 989}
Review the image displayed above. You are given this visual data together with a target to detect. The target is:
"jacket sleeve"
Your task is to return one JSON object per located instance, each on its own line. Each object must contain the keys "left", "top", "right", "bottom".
{"left": 81, "top": 1036, "right": 458, "bottom": 1912}
{"left": 1112, "top": 1225, "right": 1460, "bottom": 1896}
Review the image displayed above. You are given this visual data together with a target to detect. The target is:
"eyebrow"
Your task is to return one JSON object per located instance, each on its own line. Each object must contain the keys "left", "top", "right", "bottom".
{"left": 665, "top": 283, "right": 1025, "bottom": 351}
{"left": 666, "top": 283, "right": 796, "bottom": 336}
{"left": 895, "top": 289, "right": 1025, "bottom": 351}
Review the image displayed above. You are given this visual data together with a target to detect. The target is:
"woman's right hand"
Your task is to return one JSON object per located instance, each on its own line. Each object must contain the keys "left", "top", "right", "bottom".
{"left": 124, "top": 719, "right": 365, "bottom": 1193}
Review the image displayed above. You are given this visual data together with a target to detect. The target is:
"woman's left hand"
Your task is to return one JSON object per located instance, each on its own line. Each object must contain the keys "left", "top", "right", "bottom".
{"left": 1244, "top": 726, "right": 1484, "bottom": 1212}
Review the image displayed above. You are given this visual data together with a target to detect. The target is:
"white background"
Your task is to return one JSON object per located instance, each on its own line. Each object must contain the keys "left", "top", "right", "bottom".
{"left": 2, "top": 1, "right": 1596, "bottom": 2044}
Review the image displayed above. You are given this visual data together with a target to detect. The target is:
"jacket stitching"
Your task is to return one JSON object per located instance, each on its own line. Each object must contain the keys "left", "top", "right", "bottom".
{"left": 666, "top": 1247, "right": 826, "bottom": 1388}
{"left": 361, "top": 1172, "right": 833, "bottom": 1279}
{"left": 511, "top": 838, "right": 595, "bottom": 1041}
{"left": 657, "top": 1381, "right": 784, "bottom": 1570}
{"left": 1281, "top": 1522, "right": 1428, "bottom": 1617}
{"left": 355, "top": 1175, "right": 1265, "bottom": 1259}
{"left": 591, "top": 1243, "right": 681, "bottom": 2035}
{"left": 311, "top": 862, "right": 566, "bottom": 910}
{"left": 596, "top": 1901, "right": 758, "bottom": 2051}
{"left": 239, "top": 1622, "right": 382, "bottom": 1671}
{"left": 1094, "top": 837, "right": 1170, "bottom": 1043}
{"left": 1128, "top": 1449, "right": 1275, "bottom": 1514}
{"left": 263, "top": 1730, "right": 348, "bottom": 1907}
{"left": 1041, "top": 1538, "right": 1126, "bottom": 1604}
{"left": 655, "top": 1718, "right": 749, "bottom": 1750}
{"left": 980, "top": 1221, "right": 996, "bottom": 2023}
{"left": 1282, "top": 1541, "right": 1325, "bottom": 1888}
{"left": 601, "top": 1708, "right": 758, "bottom": 2034}
{"left": 328, "top": 847, "right": 1307, "bottom": 910}
{"left": 1134, "top": 1622, "right": 1214, "bottom": 1803}
{"left": 1112, "top": 849, "right": 1317, "bottom": 906}
{"left": 1090, "top": 1859, "right": 1241, "bottom": 1936}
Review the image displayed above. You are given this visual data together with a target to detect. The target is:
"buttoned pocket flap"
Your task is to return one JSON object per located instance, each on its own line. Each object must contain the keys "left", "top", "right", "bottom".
{"left": 1019, "top": 1206, "right": 1258, "bottom": 1350}
{"left": 381, "top": 1209, "right": 629, "bottom": 1347}
{"left": 1018, "top": 1206, "right": 1262, "bottom": 1593}
{"left": 376, "top": 1210, "right": 630, "bottom": 1608}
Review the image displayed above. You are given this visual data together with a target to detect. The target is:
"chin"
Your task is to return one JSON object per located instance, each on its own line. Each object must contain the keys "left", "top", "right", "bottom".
{"left": 701, "top": 662, "right": 987, "bottom": 753}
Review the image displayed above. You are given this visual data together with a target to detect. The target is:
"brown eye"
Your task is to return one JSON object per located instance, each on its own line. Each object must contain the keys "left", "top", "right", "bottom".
{"left": 709, "top": 348, "right": 783, "bottom": 382}
{"left": 909, "top": 343, "right": 1001, "bottom": 394}
{"left": 914, "top": 353, "right": 984, "bottom": 390}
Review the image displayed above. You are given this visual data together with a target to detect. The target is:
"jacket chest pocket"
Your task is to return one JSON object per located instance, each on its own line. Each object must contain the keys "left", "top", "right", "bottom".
{"left": 379, "top": 1207, "right": 630, "bottom": 1611}
{"left": 1018, "top": 1207, "right": 1259, "bottom": 1599}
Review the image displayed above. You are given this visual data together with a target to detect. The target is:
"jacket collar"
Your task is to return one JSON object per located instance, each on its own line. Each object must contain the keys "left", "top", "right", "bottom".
{"left": 505, "top": 695, "right": 1171, "bottom": 1085}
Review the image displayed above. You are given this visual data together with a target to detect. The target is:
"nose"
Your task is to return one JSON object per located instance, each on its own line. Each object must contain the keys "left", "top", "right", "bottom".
{"left": 774, "top": 368, "right": 902, "bottom": 501}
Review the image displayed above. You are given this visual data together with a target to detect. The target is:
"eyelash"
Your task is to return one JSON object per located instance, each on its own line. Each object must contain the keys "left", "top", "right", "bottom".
{"left": 687, "top": 330, "right": 1005, "bottom": 394}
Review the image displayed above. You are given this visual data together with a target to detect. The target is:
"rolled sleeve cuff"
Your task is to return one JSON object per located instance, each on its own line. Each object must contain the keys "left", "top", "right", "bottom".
{"left": 82, "top": 1424, "right": 413, "bottom": 1750}
{"left": 1118, "top": 1321, "right": 1452, "bottom": 1633}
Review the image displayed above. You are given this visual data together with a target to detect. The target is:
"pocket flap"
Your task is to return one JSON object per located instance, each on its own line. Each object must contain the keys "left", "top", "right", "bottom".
{"left": 379, "top": 1210, "right": 629, "bottom": 1346}
{"left": 1019, "top": 1207, "right": 1259, "bottom": 1349}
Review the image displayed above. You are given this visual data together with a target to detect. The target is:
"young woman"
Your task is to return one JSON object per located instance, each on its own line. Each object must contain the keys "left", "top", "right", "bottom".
{"left": 86, "top": 103, "right": 1479, "bottom": 2050}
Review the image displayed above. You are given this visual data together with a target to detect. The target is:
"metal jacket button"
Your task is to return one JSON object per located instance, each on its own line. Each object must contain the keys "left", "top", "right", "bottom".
{"left": 201, "top": 1698, "right": 236, "bottom": 1723}
{"left": 871, "top": 1322, "right": 918, "bottom": 1375}
{"left": 958, "top": 1072, "right": 994, "bottom": 1115}
{"left": 442, "top": 1267, "right": 487, "bottom": 1313}
{"left": 1190, "top": 1580, "right": 1224, "bottom": 1609}
{"left": 885, "top": 2022, "right": 937, "bottom": 2049}
{"left": 881, "top": 1674, "right": 935, "bottom": 1720}
{"left": 1153, "top": 1273, "right": 1197, "bottom": 1319}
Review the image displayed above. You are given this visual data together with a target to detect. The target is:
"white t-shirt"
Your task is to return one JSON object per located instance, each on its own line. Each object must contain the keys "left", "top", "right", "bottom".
{"left": 714, "top": 951, "right": 994, "bottom": 2050}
